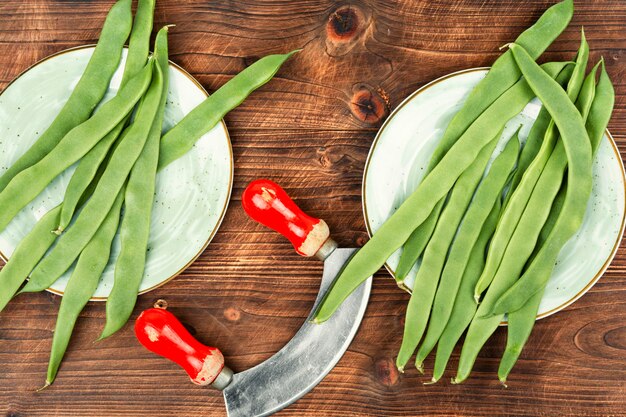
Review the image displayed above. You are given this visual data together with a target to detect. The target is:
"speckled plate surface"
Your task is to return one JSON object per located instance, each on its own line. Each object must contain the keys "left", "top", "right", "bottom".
{"left": 0, "top": 46, "right": 233, "bottom": 299}
{"left": 363, "top": 68, "right": 625, "bottom": 320}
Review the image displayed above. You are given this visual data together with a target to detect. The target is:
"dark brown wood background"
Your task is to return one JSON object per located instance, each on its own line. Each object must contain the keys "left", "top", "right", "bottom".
{"left": 1, "top": 0, "right": 625, "bottom": 416}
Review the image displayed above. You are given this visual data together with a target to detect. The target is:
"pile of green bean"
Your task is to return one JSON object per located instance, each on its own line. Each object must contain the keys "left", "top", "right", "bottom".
{"left": 313, "top": 0, "right": 615, "bottom": 384}
{"left": 0, "top": 0, "right": 296, "bottom": 387}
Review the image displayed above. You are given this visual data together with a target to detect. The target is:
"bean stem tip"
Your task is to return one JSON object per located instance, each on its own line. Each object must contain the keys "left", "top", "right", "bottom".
{"left": 416, "top": 362, "right": 424, "bottom": 374}
{"left": 36, "top": 381, "right": 51, "bottom": 392}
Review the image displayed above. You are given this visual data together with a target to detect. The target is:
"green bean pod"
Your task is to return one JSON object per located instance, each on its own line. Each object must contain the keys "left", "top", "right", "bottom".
{"left": 45, "top": 188, "right": 125, "bottom": 387}
{"left": 0, "top": 205, "right": 61, "bottom": 312}
{"left": 491, "top": 62, "right": 611, "bottom": 317}
{"left": 431, "top": 198, "right": 502, "bottom": 383}
{"left": 0, "top": 0, "right": 132, "bottom": 193}
{"left": 486, "top": 53, "right": 600, "bottom": 317}
{"left": 454, "top": 43, "right": 592, "bottom": 384}
{"left": 497, "top": 61, "right": 612, "bottom": 383}
{"left": 157, "top": 50, "right": 299, "bottom": 170}
{"left": 56, "top": 0, "right": 156, "bottom": 233}
{"left": 0, "top": 150, "right": 110, "bottom": 311}
{"left": 312, "top": 61, "right": 569, "bottom": 324}
{"left": 421, "top": 0, "right": 572, "bottom": 163}
{"left": 413, "top": 132, "right": 520, "bottom": 371}
{"left": 100, "top": 27, "right": 171, "bottom": 340}
{"left": 394, "top": 0, "right": 573, "bottom": 284}
{"left": 0, "top": 61, "right": 154, "bottom": 233}
{"left": 503, "top": 63, "right": 575, "bottom": 207}
{"left": 396, "top": 133, "right": 501, "bottom": 371}
{"left": 18, "top": 61, "right": 163, "bottom": 295}
{"left": 394, "top": 202, "right": 440, "bottom": 284}
{"left": 473, "top": 35, "right": 589, "bottom": 302}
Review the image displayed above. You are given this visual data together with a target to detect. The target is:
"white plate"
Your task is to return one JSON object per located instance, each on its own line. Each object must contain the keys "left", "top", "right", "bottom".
{"left": 363, "top": 68, "right": 625, "bottom": 320}
{"left": 0, "top": 46, "right": 233, "bottom": 299}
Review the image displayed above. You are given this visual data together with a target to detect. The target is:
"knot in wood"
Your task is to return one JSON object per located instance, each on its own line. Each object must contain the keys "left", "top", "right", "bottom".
{"left": 350, "top": 87, "right": 388, "bottom": 124}
{"left": 327, "top": 6, "right": 359, "bottom": 41}
{"left": 224, "top": 307, "right": 241, "bottom": 322}
{"left": 374, "top": 357, "right": 400, "bottom": 387}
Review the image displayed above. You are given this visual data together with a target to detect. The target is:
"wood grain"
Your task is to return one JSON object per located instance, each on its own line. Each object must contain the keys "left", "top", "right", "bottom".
{"left": 1, "top": 0, "right": 625, "bottom": 416}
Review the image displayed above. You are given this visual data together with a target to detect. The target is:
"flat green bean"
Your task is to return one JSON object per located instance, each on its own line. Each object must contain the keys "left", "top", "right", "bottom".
{"left": 586, "top": 61, "right": 614, "bottom": 154}
{"left": 396, "top": 133, "right": 501, "bottom": 371}
{"left": 454, "top": 43, "right": 592, "bottom": 384}
{"left": 100, "top": 26, "right": 170, "bottom": 340}
{"left": 158, "top": 50, "right": 299, "bottom": 170}
{"left": 0, "top": 205, "right": 61, "bottom": 312}
{"left": 312, "top": 61, "right": 569, "bottom": 324}
{"left": 0, "top": 0, "right": 132, "bottom": 193}
{"left": 503, "top": 63, "right": 575, "bottom": 207}
{"left": 0, "top": 151, "right": 110, "bottom": 312}
{"left": 395, "top": 205, "right": 439, "bottom": 285}
{"left": 473, "top": 35, "right": 588, "bottom": 301}
{"left": 45, "top": 188, "right": 124, "bottom": 387}
{"left": 0, "top": 61, "right": 154, "bottom": 233}
{"left": 413, "top": 132, "right": 520, "bottom": 371}
{"left": 431, "top": 199, "right": 502, "bottom": 383}
{"left": 56, "top": 0, "right": 156, "bottom": 233}
{"left": 491, "top": 62, "right": 612, "bottom": 316}
{"left": 498, "top": 62, "right": 611, "bottom": 384}
{"left": 394, "top": 0, "right": 573, "bottom": 284}
{"left": 18, "top": 61, "right": 163, "bottom": 295}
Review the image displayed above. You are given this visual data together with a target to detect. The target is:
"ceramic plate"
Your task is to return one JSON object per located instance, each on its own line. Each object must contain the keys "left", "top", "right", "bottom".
{"left": 0, "top": 46, "right": 233, "bottom": 299}
{"left": 363, "top": 68, "right": 625, "bottom": 320}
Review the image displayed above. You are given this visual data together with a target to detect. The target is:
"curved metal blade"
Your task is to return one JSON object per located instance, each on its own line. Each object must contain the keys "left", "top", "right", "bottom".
{"left": 223, "top": 248, "right": 371, "bottom": 417}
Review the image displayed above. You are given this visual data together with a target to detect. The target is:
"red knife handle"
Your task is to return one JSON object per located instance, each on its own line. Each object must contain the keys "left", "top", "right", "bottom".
{"left": 134, "top": 301, "right": 232, "bottom": 389}
{"left": 242, "top": 179, "right": 331, "bottom": 257}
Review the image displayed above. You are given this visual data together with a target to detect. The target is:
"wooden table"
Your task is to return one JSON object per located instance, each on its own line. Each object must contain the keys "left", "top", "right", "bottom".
{"left": 1, "top": 1, "right": 625, "bottom": 416}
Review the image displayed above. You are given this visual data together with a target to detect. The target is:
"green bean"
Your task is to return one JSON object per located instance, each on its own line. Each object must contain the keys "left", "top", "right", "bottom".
{"left": 396, "top": 132, "right": 501, "bottom": 371}
{"left": 56, "top": 0, "right": 156, "bottom": 234}
{"left": 491, "top": 62, "right": 612, "bottom": 316}
{"left": 100, "top": 27, "right": 170, "bottom": 340}
{"left": 431, "top": 198, "right": 502, "bottom": 383}
{"left": 0, "top": 0, "right": 132, "bottom": 193}
{"left": 18, "top": 61, "right": 163, "bottom": 295}
{"left": 394, "top": 0, "right": 573, "bottom": 284}
{"left": 586, "top": 61, "right": 614, "bottom": 154}
{"left": 487, "top": 60, "right": 601, "bottom": 317}
{"left": 0, "top": 61, "right": 154, "bottom": 233}
{"left": 503, "top": 109, "right": 551, "bottom": 208}
{"left": 421, "top": 0, "right": 572, "bottom": 163}
{"left": 0, "top": 205, "right": 61, "bottom": 312}
{"left": 312, "top": 61, "right": 569, "bottom": 324}
{"left": 497, "top": 61, "right": 611, "bottom": 384}
{"left": 454, "top": 43, "right": 592, "bottom": 384}
{"left": 0, "top": 154, "right": 109, "bottom": 311}
{"left": 534, "top": 63, "right": 599, "bottom": 248}
{"left": 395, "top": 206, "right": 439, "bottom": 285}
{"left": 503, "top": 63, "right": 575, "bottom": 207}
{"left": 413, "top": 132, "right": 520, "bottom": 371}
{"left": 158, "top": 50, "right": 299, "bottom": 170}
{"left": 45, "top": 188, "right": 124, "bottom": 387}
{"left": 473, "top": 34, "right": 588, "bottom": 302}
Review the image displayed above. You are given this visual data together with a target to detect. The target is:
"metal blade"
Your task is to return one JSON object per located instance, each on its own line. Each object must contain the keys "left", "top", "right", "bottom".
{"left": 223, "top": 248, "right": 371, "bottom": 417}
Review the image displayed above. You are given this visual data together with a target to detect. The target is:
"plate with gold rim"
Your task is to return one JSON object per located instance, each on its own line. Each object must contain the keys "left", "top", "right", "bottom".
{"left": 0, "top": 46, "right": 233, "bottom": 299}
{"left": 362, "top": 68, "right": 625, "bottom": 320}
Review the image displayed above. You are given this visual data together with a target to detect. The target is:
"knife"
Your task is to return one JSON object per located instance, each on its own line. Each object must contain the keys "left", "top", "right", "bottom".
{"left": 135, "top": 179, "right": 372, "bottom": 416}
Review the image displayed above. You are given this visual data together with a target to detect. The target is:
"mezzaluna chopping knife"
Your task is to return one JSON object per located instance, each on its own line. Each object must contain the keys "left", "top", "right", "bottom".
{"left": 135, "top": 179, "right": 372, "bottom": 416}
